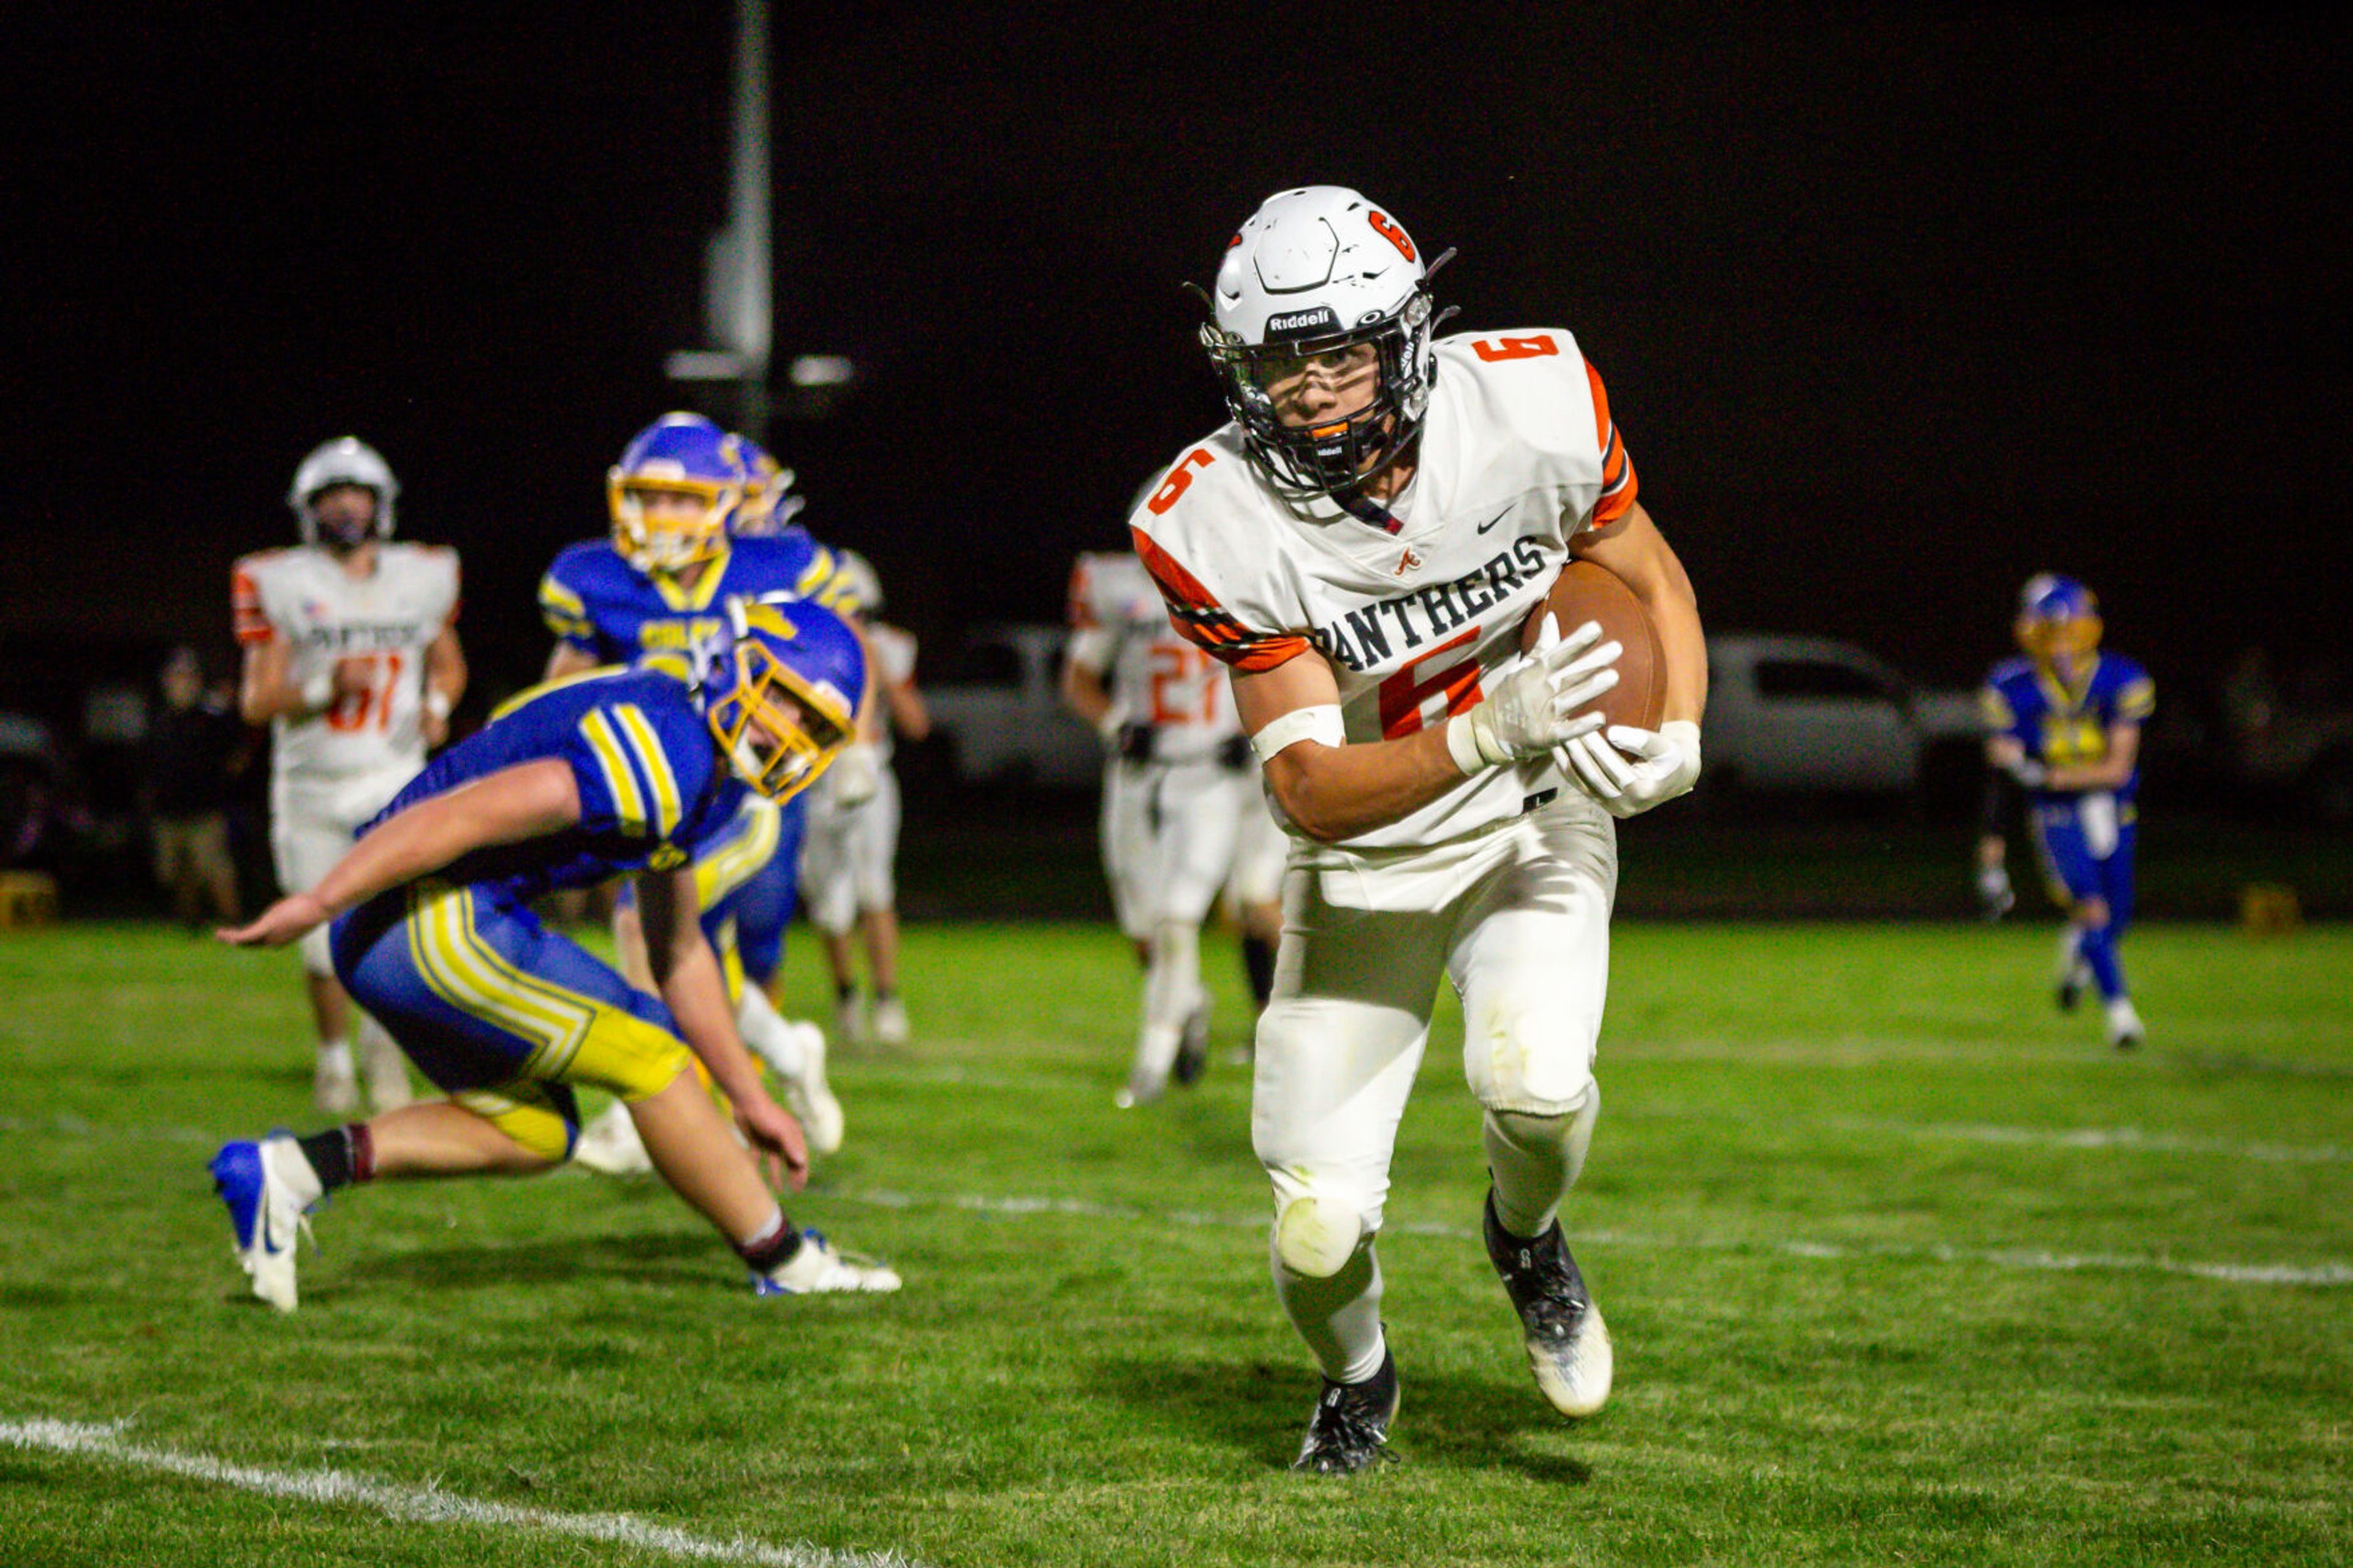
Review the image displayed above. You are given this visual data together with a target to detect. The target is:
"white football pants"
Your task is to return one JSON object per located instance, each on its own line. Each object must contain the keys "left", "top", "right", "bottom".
{"left": 1252, "top": 793, "right": 1618, "bottom": 1257}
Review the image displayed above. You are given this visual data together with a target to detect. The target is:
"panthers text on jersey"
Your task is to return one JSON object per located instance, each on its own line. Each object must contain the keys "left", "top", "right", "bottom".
{"left": 362, "top": 665, "right": 745, "bottom": 910}
{"left": 233, "top": 543, "right": 460, "bottom": 807}
{"left": 1066, "top": 551, "right": 1241, "bottom": 763}
{"left": 1982, "top": 653, "right": 2156, "bottom": 802}
{"left": 537, "top": 529, "right": 852, "bottom": 667}
{"left": 1127, "top": 329, "right": 1636, "bottom": 849}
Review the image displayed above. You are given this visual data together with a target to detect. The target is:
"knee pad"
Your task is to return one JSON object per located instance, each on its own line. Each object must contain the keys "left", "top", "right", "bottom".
{"left": 1275, "top": 1194, "right": 1369, "bottom": 1280}
{"left": 1483, "top": 1093, "right": 1600, "bottom": 1189}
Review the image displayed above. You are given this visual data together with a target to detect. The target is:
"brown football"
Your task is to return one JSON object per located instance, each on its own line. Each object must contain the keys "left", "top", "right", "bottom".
{"left": 1521, "top": 560, "right": 1666, "bottom": 730}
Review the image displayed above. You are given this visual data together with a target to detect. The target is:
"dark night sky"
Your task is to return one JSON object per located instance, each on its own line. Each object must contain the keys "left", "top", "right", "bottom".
{"left": 9, "top": 2, "right": 2350, "bottom": 722}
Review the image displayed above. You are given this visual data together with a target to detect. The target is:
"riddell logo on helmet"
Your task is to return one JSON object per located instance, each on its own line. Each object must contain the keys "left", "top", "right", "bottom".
{"left": 1266, "top": 307, "right": 1338, "bottom": 338}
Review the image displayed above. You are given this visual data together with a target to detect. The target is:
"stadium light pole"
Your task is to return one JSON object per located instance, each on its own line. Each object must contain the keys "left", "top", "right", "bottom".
{"left": 666, "top": 0, "right": 771, "bottom": 442}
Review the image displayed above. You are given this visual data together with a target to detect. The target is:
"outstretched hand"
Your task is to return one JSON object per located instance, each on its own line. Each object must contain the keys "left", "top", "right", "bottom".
{"left": 736, "top": 1096, "right": 810, "bottom": 1193}
{"left": 217, "top": 892, "right": 331, "bottom": 949}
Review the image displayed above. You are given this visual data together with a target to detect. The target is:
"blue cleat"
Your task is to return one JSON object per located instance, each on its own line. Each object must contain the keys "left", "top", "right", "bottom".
{"left": 209, "top": 1138, "right": 309, "bottom": 1312}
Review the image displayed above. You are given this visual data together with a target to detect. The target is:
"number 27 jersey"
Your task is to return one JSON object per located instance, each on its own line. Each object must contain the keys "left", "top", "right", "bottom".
{"left": 1128, "top": 328, "right": 1638, "bottom": 850}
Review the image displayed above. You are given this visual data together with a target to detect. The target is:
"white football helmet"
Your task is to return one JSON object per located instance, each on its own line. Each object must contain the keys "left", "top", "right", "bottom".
{"left": 289, "top": 437, "right": 398, "bottom": 546}
{"left": 1198, "top": 186, "right": 1450, "bottom": 498}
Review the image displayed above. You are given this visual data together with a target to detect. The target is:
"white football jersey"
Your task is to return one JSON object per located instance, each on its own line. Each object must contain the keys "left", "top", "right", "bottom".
{"left": 864, "top": 621, "right": 919, "bottom": 766}
{"left": 1066, "top": 550, "right": 1241, "bottom": 764}
{"left": 1128, "top": 328, "right": 1637, "bottom": 849}
{"left": 233, "top": 543, "right": 460, "bottom": 805}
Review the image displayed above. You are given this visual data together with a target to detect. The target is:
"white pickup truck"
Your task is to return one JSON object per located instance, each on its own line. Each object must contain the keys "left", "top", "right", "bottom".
{"left": 1703, "top": 634, "right": 1979, "bottom": 797}
{"left": 922, "top": 624, "right": 1101, "bottom": 789}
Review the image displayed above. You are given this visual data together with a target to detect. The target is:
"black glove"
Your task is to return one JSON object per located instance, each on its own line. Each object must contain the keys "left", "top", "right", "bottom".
{"left": 1217, "top": 733, "right": 1255, "bottom": 771}
{"left": 1116, "top": 721, "right": 1156, "bottom": 764}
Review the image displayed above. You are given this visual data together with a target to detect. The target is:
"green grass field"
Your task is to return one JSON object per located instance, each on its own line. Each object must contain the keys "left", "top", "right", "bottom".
{"left": 2, "top": 919, "right": 2349, "bottom": 1566}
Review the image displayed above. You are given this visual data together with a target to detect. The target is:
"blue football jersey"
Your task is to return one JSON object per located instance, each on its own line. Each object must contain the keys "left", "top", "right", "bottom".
{"left": 1981, "top": 653, "right": 2156, "bottom": 800}
{"left": 537, "top": 531, "right": 854, "bottom": 665}
{"left": 363, "top": 665, "right": 746, "bottom": 904}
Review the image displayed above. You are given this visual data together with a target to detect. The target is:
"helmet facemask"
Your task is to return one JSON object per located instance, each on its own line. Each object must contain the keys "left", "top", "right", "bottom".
{"left": 1203, "top": 289, "right": 1438, "bottom": 499}
{"left": 703, "top": 632, "right": 856, "bottom": 804}
{"left": 609, "top": 475, "right": 739, "bottom": 575}
{"left": 2013, "top": 574, "right": 2103, "bottom": 676}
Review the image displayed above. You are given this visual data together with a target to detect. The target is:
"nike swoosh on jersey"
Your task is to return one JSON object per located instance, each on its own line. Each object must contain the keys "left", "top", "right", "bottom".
{"left": 1474, "top": 507, "right": 1511, "bottom": 534}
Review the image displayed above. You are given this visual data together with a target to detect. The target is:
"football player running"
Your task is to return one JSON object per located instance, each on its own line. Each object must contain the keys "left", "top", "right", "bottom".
{"left": 539, "top": 417, "right": 852, "bottom": 1170}
{"left": 1129, "top": 188, "right": 1705, "bottom": 1473}
{"left": 1979, "top": 574, "right": 2154, "bottom": 1049}
{"left": 798, "top": 550, "right": 930, "bottom": 1047}
{"left": 235, "top": 439, "right": 466, "bottom": 1116}
{"left": 1060, "top": 546, "right": 1259, "bottom": 1104}
{"left": 208, "top": 599, "right": 901, "bottom": 1311}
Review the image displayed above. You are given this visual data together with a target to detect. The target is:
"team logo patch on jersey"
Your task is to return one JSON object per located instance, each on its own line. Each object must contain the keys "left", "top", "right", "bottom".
{"left": 1394, "top": 548, "right": 1423, "bottom": 577}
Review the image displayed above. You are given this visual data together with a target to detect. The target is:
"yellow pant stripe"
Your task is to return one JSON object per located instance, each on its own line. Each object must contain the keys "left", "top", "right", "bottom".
{"left": 694, "top": 797, "right": 781, "bottom": 910}
{"left": 406, "top": 885, "right": 597, "bottom": 1074}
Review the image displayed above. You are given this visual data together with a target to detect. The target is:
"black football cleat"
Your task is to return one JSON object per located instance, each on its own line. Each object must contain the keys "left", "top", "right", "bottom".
{"left": 2056, "top": 964, "right": 2087, "bottom": 1013}
{"left": 1292, "top": 1347, "right": 1399, "bottom": 1475}
{"left": 1172, "top": 1002, "right": 1210, "bottom": 1087}
{"left": 1484, "top": 1190, "right": 1613, "bottom": 1418}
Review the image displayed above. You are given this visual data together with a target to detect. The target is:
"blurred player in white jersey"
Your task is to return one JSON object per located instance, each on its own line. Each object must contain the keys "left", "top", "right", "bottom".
{"left": 800, "top": 550, "right": 930, "bottom": 1045}
{"left": 1061, "top": 548, "right": 1265, "bottom": 1105}
{"left": 235, "top": 437, "right": 465, "bottom": 1115}
{"left": 1130, "top": 189, "right": 1705, "bottom": 1472}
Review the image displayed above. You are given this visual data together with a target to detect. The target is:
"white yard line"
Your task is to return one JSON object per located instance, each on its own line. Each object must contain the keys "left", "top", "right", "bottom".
{"left": 1824, "top": 1117, "right": 2353, "bottom": 1165}
{"left": 836, "top": 1187, "right": 2353, "bottom": 1289}
{"left": 0, "top": 1418, "right": 928, "bottom": 1568}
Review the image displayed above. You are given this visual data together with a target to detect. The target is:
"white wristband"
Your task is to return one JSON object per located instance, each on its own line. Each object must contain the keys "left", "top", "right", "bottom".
{"left": 1444, "top": 713, "right": 1495, "bottom": 776}
{"left": 425, "top": 689, "right": 453, "bottom": 722}
{"left": 1249, "top": 703, "right": 1344, "bottom": 762}
{"left": 300, "top": 670, "right": 334, "bottom": 713}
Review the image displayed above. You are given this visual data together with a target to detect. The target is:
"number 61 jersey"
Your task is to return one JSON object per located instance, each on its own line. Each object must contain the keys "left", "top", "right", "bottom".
{"left": 1128, "top": 328, "right": 1638, "bottom": 850}
{"left": 233, "top": 542, "right": 461, "bottom": 813}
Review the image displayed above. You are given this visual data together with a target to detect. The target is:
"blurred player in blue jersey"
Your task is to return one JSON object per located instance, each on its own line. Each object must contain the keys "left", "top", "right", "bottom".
{"left": 208, "top": 599, "right": 901, "bottom": 1311}
{"left": 537, "top": 415, "right": 858, "bottom": 1171}
{"left": 1978, "top": 574, "right": 2156, "bottom": 1050}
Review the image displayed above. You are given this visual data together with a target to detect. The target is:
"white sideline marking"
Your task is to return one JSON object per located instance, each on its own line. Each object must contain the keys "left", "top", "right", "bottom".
{"left": 835, "top": 1187, "right": 2353, "bottom": 1289}
{"left": 1827, "top": 1118, "right": 2353, "bottom": 1165}
{"left": 0, "top": 1418, "right": 927, "bottom": 1568}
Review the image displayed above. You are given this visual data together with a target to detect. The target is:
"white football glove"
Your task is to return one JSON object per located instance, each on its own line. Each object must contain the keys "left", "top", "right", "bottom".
{"left": 1444, "top": 614, "right": 1620, "bottom": 773}
{"left": 1563, "top": 720, "right": 1702, "bottom": 818}
{"left": 827, "top": 741, "right": 881, "bottom": 808}
{"left": 2003, "top": 754, "right": 2048, "bottom": 788}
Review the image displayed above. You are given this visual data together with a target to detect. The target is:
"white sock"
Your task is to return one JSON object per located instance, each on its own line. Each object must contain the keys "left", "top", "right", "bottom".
{"left": 317, "top": 1039, "right": 352, "bottom": 1071}
{"left": 1483, "top": 1090, "right": 1599, "bottom": 1240}
{"left": 1272, "top": 1235, "right": 1387, "bottom": 1385}
{"left": 736, "top": 987, "right": 806, "bottom": 1080}
{"left": 1142, "top": 920, "right": 1202, "bottom": 1042}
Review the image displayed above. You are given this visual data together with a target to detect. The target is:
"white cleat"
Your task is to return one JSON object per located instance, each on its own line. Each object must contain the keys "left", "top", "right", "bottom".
{"left": 210, "top": 1137, "right": 313, "bottom": 1312}
{"left": 781, "top": 1022, "right": 844, "bottom": 1157}
{"left": 871, "top": 995, "right": 910, "bottom": 1047}
{"left": 572, "top": 1102, "right": 654, "bottom": 1176}
{"left": 314, "top": 1049, "right": 359, "bottom": 1117}
{"left": 752, "top": 1229, "right": 901, "bottom": 1294}
{"left": 2105, "top": 997, "right": 2146, "bottom": 1051}
{"left": 832, "top": 991, "right": 866, "bottom": 1046}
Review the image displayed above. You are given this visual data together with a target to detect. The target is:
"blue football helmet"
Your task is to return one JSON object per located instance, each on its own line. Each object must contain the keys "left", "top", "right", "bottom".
{"left": 730, "top": 437, "right": 808, "bottom": 537}
{"left": 699, "top": 595, "right": 866, "bottom": 803}
{"left": 2015, "top": 573, "right": 2103, "bottom": 664}
{"left": 608, "top": 414, "right": 749, "bottom": 574}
